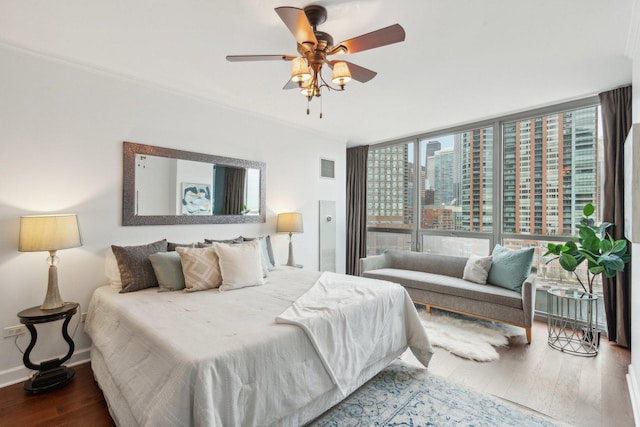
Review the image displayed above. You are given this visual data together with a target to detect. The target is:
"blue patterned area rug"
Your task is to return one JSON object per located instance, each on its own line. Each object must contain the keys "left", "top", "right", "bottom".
{"left": 308, "top": 360, "right": 563, "bottom": 427}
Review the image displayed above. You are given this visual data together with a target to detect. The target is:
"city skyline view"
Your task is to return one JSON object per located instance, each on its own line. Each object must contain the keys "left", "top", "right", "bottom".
{"left": 366, "top": 105, "right": 603, "bottom": 291}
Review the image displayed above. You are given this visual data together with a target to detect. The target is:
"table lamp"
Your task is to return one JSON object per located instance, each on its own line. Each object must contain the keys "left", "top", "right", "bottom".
{"left": 19, "top": 214, "right": 82, "bottom": 310}
{"left": 277, "top": 212, "right": 303, "bottom": 267}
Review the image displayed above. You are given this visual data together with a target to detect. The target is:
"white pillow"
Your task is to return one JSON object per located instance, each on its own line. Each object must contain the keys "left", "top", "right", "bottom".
{"left": 104, "top": 247, "right": 123, "bottom": 290}
{"left": 462, "top": 255, "right": 493, "bottom": 285}
{"left": 176, "top": 246, "right": 222, "bottom": 292}
{"left": 214, "top": 240, "right": 265, "bottom": 291}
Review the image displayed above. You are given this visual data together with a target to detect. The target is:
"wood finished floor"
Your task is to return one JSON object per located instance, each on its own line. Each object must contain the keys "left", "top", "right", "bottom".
{"left": 0, "top": 320, "right": 633, "bottom": 426}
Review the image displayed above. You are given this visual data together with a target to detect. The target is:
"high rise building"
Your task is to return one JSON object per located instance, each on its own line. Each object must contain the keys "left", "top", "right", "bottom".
{"left": 433, "top": 148, "right": 455, "bottom": 206}
{"left": 460, "top": 127, "right": 493, "bottom": 232}
{"left": 424, "top": 140, "right": 441, "bottom": 192}
{"left": 366, "top": 144, "right": 412, "bottom": 227}
{"left": 502, "top": 107, "right": 599, "bottom": 236}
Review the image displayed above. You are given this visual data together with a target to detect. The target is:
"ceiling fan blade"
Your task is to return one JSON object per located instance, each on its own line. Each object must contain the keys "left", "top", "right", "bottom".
{"left": 332, "top": 24, "right": 405, "bottom": 54}
{"left": 283, "top": 79, "right": 300, "bottom": 90}
{"left": 275, "top": 7, "right": 318, "bottom": 47}
{"left": 328, "top": 61, "right": 377, "bottom": 83}
{"left": 226, "top": 54, "right": 296, "bottom": 62}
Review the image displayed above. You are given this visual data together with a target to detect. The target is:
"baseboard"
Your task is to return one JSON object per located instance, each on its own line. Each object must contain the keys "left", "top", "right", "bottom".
{"left": 627, "top": 364, "right": 640, "bottom": 427}
{"left": 0, "top": 347, "right": 90, "bottom": 389}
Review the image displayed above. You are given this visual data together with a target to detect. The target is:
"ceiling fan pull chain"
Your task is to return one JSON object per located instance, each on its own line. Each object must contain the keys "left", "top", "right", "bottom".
{"left": 320, "top": 94, "right": 323, "bottom": 119}
{"left": 307, "top": 97, "right": 310, "bottom": 116}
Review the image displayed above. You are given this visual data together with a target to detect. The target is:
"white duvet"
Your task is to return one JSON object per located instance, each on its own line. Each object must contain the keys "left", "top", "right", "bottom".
{"left": 276, "top": 272, "right": 432, "bottom": 395}
{"left": 85, "top": 268, "right": 432, "bottom": 427}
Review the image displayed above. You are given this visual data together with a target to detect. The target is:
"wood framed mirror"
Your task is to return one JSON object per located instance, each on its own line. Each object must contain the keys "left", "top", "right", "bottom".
{"left": 122, "top": 142, "right": 266, "bottom": 225}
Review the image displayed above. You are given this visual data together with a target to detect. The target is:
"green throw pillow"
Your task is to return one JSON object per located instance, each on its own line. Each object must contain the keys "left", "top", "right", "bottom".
{"left": 486, "top": 244, "right": 534, "bottom": 292}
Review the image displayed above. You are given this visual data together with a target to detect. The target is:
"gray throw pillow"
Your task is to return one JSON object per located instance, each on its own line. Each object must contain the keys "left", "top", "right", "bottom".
{"left": 167, "top": 242, "right": 195, "bottom": 251}
{"left": 486, "top": 244, "right": 534, "bottom": 292}
{"left": 111, "top": 239, "right": 168, "bottom": 293}
{"left": 203, "top": 236, "right": 243, "bottom": 244}
{"left": 149, "top": 251, "right": 186, "bottom": 291}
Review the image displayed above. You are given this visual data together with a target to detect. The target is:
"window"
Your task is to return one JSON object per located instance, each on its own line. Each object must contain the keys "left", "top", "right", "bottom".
{"left": 366, "top": 141, "right": 414, "bottom": 255}
{"left": 502, "top": 105, "right": 603, "bottom": 292}
{"left": 365, "top": 99, "right": 603, "bottom": 294}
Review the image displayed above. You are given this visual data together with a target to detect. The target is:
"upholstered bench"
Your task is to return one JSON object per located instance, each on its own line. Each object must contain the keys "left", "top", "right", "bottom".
{"left": 360, "top": 247, "right": 537, "bottom": 343}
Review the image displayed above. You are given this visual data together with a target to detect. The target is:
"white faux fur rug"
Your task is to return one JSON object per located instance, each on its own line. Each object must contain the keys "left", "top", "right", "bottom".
{"left": 419, "top": 309, "right": 524, "bottom": 362}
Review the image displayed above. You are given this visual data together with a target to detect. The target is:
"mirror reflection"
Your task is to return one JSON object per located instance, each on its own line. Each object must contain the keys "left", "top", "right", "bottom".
{"left": 123, "top": 142, "right": 266, "bottom": 225}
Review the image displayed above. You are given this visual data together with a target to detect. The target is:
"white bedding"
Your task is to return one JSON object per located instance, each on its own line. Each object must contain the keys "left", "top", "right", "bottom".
{"left": 85, "top": 267, "right": 433, "bottom": 426}
{"left": 276, "top": 272, "right": 432, "bottom": 395}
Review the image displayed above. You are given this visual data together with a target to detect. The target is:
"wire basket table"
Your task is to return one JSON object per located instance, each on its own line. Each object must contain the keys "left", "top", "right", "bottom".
{"left": 547, "top": 288, "right": 599, "bottom": 356}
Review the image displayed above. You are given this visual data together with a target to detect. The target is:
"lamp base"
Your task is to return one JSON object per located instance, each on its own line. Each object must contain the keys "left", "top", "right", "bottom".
{"left": 41, "top": 256, "right": 64, "bottom": 310}
{"left": 24, "top": 366, "right": 75, "bottom": 394}
{"left": 286, "top": 234, "right": 296, "bottom": 267}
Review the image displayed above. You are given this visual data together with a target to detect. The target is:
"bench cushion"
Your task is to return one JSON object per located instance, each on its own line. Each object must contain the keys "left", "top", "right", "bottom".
{"left": 362, "top": 268, "right": 522, "bottom": 309}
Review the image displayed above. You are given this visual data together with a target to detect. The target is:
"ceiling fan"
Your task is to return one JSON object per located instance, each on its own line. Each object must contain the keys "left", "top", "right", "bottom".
{"left": 226, "top": 5, "right": 405, "bottom": 118}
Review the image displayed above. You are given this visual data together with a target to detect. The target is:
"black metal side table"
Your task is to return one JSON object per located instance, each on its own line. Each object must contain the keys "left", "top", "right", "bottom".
{"left": 17, "top": 302, "right": 79, "bottom": 393}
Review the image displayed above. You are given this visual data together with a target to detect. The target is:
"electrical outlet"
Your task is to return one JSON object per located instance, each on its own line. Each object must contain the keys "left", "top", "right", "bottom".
{"left": 81, "top": 312, "right": 87, "bottom": 322}
{"left": 3, "top": 325, "right": 26, "bottom": 338}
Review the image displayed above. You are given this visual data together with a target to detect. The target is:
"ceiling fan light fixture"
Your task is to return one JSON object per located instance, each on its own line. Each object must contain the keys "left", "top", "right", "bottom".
{"left": 227, "top": 6, "right": 405, "bottom": 117}
{"left": 291, "top": 57, "right": 311, "bottom": 82}
{"left": 300, "top": 82, "right": 320, "bottom": 97}
{"left": 331, "top": 61, "right": 352, "bottom": 86}
{"left": 301, "top": 86, "right": 313, "bottom": 97}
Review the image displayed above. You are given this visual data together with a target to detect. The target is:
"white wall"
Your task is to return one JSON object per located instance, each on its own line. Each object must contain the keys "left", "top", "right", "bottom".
{"left": 627, "top": 1, "right": 640, "bottom": 423}
{"left": 0, "top": 44, "right": 347, "bottom": 386}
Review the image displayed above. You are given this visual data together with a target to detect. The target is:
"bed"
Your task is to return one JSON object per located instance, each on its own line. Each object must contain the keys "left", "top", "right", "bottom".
{"left": 85, "top": 266, "right": 433, "bottom": 426}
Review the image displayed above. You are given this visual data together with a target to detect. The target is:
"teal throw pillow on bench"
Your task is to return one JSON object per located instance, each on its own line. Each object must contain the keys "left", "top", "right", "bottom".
{"left": 487, "top": 244, "right": 534, "bottom": 292}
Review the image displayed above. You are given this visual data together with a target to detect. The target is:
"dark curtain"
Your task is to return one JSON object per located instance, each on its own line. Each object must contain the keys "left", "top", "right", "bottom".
{"left": 346, "top": 145, "right": 369, "bottom": 276}
{"left": 223, "top": 167, "right": 246, "bottom": 215}
{"left": 599, "top": 85, "right": 632, "bottom": 347}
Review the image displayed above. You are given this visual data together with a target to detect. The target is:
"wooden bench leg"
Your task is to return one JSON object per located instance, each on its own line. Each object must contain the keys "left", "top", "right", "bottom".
{"left": 425, "top": 305, "right": 431, "bottom": 314}
{"left": 525, "top": 327, "right": 531, "bottom": 344}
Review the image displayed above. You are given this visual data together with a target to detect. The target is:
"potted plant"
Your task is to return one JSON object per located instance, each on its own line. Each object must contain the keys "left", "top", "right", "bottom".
{"left": 544, "top": 203, "right": 630, "bottom": 294}
{"left": 544, "top": 203, "right": 630, "bottom": 343}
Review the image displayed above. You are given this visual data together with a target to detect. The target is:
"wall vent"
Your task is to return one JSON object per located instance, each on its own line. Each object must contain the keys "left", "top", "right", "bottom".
{"left": 320, "top": 158, "right": 335, "bottom": 179}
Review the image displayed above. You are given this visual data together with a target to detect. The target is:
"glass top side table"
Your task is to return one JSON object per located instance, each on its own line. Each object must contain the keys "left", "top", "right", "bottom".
{"left": 547, "top": 288, "right": 599, "bottom": 356}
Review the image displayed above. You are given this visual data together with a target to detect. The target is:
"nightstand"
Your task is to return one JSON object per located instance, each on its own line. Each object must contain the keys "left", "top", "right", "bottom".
{"left": 17, "top": 302, "right": 79, "bottom": 393}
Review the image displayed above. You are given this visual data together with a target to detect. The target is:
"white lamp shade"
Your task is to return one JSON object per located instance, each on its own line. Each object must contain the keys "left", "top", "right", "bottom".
{"left": 19, "top": 214, "right": 82, "bottom": 252}
{"left": 331, "top": 61, "right": 352, "bottom": 85}
{"left": 277, "top": 212, "right": 304, "bottom": 234}
{"left": 291, "top": 57, "right": 311, "bottom": 82}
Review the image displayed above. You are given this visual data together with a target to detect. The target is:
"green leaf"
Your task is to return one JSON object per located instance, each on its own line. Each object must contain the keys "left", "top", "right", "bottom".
{"left": 578, "top": 226, "right": 597, "bottom": 242}
{"left": 583, "top": 203, "right": 595, "bottom": 217}
{"left": 599, "top": 239, "right": 613, "bottom": 253}
{"left": 578, "top": 249, "right": 598, "bottom": 265}
{"left": 589, "top": 265, "right": 605, "bottom": 275}
{"left": 544, "top": 243, "right": 561, "bottom": 256}
{"left": 611, "top": 239, "right": 627, "bottom": 255}
{"left": 599, "top": 254, "right": 625, "bottom": 271}
{"left": 565, "top": 241, "right": 579, "bottom": 252}
{"left": 559, "top": 253, "right": 578, "bottom": 272}
{"left": 596, "top": 222, "right": 612, "bottom": 239}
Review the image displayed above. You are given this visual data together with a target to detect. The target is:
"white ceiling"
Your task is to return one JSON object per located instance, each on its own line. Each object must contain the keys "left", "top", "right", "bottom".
{"left": 0, "top": 0, "right": 634, "bottom": 145}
